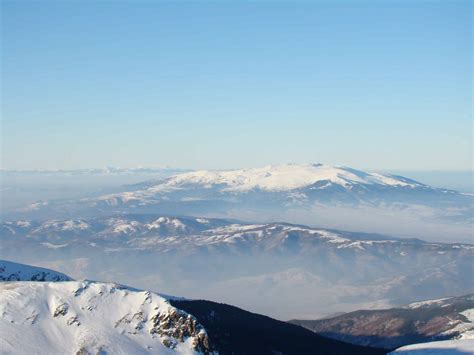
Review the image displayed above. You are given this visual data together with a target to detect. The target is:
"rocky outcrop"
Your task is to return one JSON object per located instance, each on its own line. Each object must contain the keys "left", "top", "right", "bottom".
{"left": 150, "top": 308, "right": 211, "bottom": 352}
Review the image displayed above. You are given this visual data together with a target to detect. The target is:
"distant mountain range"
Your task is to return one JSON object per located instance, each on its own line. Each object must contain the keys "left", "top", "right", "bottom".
{"left": 290, "top": 294, "right": 474, "bottom": 349}
{"left": 8, "top": 164, "right": 471, "bottom": 241}
{"left": 0, "top": 260, "right": 384, "bottom": 355}
{"left": 2, "top": 215, "right": 473, "bottom": 319}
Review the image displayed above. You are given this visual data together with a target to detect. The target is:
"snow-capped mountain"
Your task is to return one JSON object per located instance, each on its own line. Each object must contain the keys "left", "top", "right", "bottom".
{"left": 291, "top": 294, "right": 474, "bottom": 349}
{"left": 89, "top": 163, "right": 464, "bottom": 203}
{"left": 145, "top": 164, "right": 423, "bottom": 192}
{"left": 2, "top": 215, "right": 473, "bottom": 319}
{"left": 10, "top": 164, "right": 471, "bottom": 241}
{"left": 0, "top": 259, "right": 72, "bottom": 281}
{"left": 89, "top": 164, "right": 446, "bottom": 207}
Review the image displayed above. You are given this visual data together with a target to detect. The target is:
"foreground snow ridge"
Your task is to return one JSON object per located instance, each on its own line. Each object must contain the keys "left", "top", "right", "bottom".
{"left": 0, "top": 281, "right": 209, "bottom": 354}
{"left": 390, "top": 339, "right": 474, "bottom": 354}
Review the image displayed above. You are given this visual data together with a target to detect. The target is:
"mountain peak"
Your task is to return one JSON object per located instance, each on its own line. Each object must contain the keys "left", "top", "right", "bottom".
{"left": 164, "top": 163, "right": 423, "bottom": 192}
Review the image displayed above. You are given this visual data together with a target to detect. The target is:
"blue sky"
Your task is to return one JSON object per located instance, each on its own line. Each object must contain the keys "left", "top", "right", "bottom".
{"left": 2, "top": 0, "right": 472, "bottom": 170}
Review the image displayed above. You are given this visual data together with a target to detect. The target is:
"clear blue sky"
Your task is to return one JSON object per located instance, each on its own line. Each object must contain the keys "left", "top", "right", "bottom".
{"left": 1, "top": 0, "right": 472, "bottom": 170}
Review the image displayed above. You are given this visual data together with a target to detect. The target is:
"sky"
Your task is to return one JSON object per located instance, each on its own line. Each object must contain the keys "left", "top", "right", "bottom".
{"left": 1, "top": 0, "right": 472, "bottom": 171}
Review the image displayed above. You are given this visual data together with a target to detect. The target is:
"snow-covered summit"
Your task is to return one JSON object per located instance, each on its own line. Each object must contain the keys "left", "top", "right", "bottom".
{"left": 14, "top": 164, "right": 470, "bottom": 236}
{"left": 162, "top": 164, "right": 423, "bottom": 192}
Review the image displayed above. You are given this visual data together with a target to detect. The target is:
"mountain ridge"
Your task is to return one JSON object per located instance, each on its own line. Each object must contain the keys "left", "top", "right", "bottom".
{"left": 2, "top": 215, "right": 472, "bottom": 319}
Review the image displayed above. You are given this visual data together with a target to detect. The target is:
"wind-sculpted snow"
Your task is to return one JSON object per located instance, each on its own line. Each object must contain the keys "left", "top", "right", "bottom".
{"left": 0, "top": 259, "right": 72, "bottom": 281}
{"left": 1, "top": 215, "right": 473, "bottom": 319}
{"left": 0, "top": 280, "right": 210, "bottom": 354}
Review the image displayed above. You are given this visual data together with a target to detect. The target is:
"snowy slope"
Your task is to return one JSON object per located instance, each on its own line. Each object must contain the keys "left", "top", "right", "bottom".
{"left": 0, "top": 281, "right": 209, "bottom": 354}
{"left": 390, "top": 339, "right": 474, "bottom": 354}
{"left": 0, "top": 260, "right": 72, "bottom": 281}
